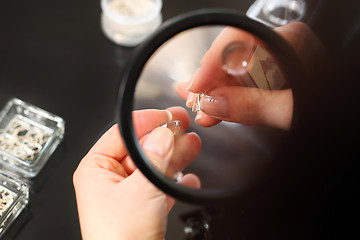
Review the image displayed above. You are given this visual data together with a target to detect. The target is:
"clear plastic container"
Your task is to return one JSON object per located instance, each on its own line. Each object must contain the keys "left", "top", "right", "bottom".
{"left": 0, "top": 172, "right": 29, "bottom": 238}
{"left": 0, "top": 98, "right": 65, "bottom": 178}
{"left": 101, "top": 0, "right": 162, "bottom": 47}
{"left": 246, "top": 0, "right": 305, "bottom": 28}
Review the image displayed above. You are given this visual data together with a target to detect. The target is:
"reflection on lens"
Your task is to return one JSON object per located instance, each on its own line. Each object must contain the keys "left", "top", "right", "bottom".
{"left": 222, "top": 40, "right": 256, "bottom": 76}
{"left": 222, "top": 41, "right": 285, "bottom": 90}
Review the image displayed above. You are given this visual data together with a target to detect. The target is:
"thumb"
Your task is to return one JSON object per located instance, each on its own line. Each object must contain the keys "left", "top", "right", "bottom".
{"left": 142, "top": 127, "right": 175, "bottom": 173}
{"left": 199, "top": 86, "right": 293, "bottom": 130}
{"left": 140, "top": 127, "right": 201, "bottom": 212}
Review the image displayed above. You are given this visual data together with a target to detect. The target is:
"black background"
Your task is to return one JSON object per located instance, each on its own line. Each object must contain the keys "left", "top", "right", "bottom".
{"left": 1, "top": 0, "right": 359, "bottom": 239}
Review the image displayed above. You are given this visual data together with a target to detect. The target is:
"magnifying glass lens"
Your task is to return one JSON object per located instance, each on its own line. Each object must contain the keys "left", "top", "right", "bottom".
{"left": 132, "top": 25, "right": 290, "bottom": 192}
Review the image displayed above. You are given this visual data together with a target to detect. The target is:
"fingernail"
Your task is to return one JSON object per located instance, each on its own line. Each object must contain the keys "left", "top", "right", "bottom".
{"left": 164, "top": 110, "right": 172, "bottom": 121}
{"left": 143, "top": 127, "right": 174, "bottom": 158}
{"left": 187, "top": 132, "right": 201, "bottom": 143}
{"left": 186, "top": 92, "right": 195, "bottom": 108}
{"left": 186, "top": 68, "right": 200, "bottom": 91}
{"left": 199, "top": 94, "right": 230, "bottom": 119}
{"left": 194, "top": 110, "right": 204, "bottom": 123}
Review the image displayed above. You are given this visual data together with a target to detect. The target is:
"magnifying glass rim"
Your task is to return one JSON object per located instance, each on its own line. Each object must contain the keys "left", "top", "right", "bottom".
{"left": 117, "top": 9, "right": 304, "bottom": 205}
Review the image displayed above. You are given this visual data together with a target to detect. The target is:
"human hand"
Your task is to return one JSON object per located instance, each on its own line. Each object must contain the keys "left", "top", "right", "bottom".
{"left": 176, "top": 22, "right": 326, "bottom": 130}
{"left": 73, "top": 107, "right": 201, "bottom": 240}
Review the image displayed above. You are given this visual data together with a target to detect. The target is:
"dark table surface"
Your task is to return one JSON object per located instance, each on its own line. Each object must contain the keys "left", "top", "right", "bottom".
{"left": 1, "top": 0, "right": 359, "bottom": 239}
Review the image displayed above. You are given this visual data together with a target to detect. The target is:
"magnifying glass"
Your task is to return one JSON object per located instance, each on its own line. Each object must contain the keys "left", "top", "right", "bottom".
{"left": 117, "top": 9, "right": 304, "bottom": 205}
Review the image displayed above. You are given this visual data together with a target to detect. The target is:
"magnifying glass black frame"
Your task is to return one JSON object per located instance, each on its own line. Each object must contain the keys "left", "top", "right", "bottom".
{"left": 117, "top": 9, "right": 304, "bottom": 205}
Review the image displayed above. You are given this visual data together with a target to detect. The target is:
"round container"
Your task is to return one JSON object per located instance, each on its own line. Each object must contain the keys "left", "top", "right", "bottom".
{"left": 101, "top": 0, "right": 162, "bottom": 47}
{"left": 262, "top": 0, "right": 305, "bottom": 26}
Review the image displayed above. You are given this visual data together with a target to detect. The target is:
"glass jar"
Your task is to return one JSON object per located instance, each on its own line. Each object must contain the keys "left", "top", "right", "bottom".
{"left": 101, "top": 0, "right": 162, "bottom": 47}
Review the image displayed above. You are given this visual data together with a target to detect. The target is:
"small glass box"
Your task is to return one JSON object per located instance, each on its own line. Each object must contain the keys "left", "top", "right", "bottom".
{"left": 0, "top": 172, "right": 29, "bottom": 238}
{"left": 0, "top": 98, "right": 65, "bottom": 178}
{"left": 246, "top": 0, "right": 306, "bottom": 28}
